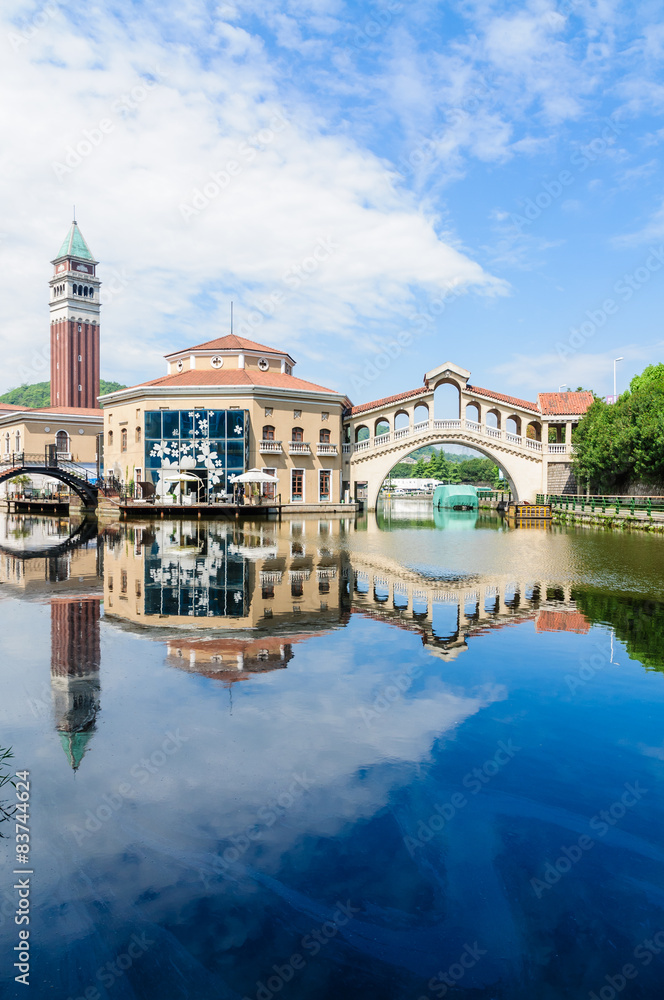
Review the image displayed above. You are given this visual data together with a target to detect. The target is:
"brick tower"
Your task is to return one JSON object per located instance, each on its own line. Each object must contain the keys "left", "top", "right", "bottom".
{"left": 49, "top": 220, "right": 101, "bottom": 408}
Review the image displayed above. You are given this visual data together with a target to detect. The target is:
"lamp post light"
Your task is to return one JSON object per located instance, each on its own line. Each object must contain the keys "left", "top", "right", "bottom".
{"left": 558, "top": 384, "right": 568, "bottom": 392}
{"left": 613, "top": 357, "right": 624, "bottom": 400}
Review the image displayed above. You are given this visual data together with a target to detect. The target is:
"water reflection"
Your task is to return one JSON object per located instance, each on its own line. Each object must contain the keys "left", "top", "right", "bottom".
{"left": 3, "top": 513, "right": 664, "bottom": 999}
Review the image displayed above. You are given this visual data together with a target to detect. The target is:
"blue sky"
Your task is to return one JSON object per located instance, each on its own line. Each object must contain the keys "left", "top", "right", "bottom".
{"left": 2, "top": 0, "right": 664, "bottom": 403}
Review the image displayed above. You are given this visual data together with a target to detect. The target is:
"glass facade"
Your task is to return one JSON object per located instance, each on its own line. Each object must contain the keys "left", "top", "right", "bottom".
{"left": 144, "top": 529, "right": 248, "bottom": 617}
{"left": 144, "top": 408, "right": 249, "bottom": 495}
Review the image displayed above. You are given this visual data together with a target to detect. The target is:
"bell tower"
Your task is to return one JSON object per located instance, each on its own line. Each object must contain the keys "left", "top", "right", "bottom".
{"left": 50, "top": 220, "right": 101, "bottom": 409}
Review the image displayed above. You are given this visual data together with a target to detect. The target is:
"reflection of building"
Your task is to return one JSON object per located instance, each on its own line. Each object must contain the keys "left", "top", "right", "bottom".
{"left": 50, "top": 598, "right": 101, "bottom": 770}
{"left": 0, "top": 515, "right": 102, "bottom": 598}
{"left": 99, "top": 334, "right": 350, "bottom": 503}
{"left": 165, "top": 635, "right": 320, "bottom": 685}
{"left": 103, "top": 518, "right": 351, "bottom": 632}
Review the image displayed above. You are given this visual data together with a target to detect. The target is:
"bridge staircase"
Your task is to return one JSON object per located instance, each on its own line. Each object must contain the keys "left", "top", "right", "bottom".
{"left": 0, "top": 451, "right": 101, "bottom": 508}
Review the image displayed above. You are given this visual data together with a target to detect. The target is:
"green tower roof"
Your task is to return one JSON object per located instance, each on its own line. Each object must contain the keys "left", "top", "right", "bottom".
{"left": 54, "top": 221, "right": 96, "bottom": 262}
{"left": 59, "top": 729, "right": 95, "bottom": 770}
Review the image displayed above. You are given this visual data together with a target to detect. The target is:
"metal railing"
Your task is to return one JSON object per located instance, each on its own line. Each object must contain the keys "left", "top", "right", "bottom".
{"left": 537, "top": 493, "right": 664, "bottom": 516}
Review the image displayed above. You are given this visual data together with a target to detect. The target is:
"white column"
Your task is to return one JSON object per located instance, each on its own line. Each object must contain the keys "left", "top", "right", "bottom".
{"left": 238, "top": 353, "right": 245, "bottom": 369}
{"left": 190, "top": 354, "right": 196, "bottom": 369}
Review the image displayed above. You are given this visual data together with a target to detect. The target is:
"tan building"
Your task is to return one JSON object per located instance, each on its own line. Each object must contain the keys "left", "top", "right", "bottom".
{"left": 99, "top": 334, "right": 350, "bottom": 506}
{"left": 0, "top": 406, "right": 102, "bottom": 488}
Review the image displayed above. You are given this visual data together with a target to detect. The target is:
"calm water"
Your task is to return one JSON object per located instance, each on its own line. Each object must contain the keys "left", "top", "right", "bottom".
{"left": 1, "top": 506, "right": 664, "bottom": 999}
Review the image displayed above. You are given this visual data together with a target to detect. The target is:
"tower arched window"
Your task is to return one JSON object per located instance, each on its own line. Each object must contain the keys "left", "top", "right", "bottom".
{"left": 108, "top": 430, "right": 113, "bottom": 447}
{"left": 121, "top": 428, "right": 127, "bottom": 452}
{"left": 135, "top": 426, "right": 141, "bottom": 444}
{"left": 292, "top": 427, "right": 304, "bottom": 443}
{"left": 89, "top": 288, "right": 94, "bottom": 299}
{"left": 263, "top": 424, "right": 275, "bottom": 441}
{"left": 83, "top": 287, "right": 88, "bottom": 297}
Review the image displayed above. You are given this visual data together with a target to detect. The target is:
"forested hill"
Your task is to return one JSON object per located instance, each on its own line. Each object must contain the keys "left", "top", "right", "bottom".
{"left": 0, "top": 380, "right": 126, "bottom": 408}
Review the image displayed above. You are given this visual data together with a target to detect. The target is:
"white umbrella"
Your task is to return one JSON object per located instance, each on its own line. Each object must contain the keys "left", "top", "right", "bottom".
{"left": 163, "top": 472, "right": 201, "bottom": 482}
{"left": 230, "top": 469, "right": 279, "bottom": 484}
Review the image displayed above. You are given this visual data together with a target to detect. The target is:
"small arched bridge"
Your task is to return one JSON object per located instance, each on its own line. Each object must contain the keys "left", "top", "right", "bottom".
{"left": 0, "top": 453, "right": 99, "bottom": 508}
{"left": 343, "top": 362, "right": 594, "bottom": 509}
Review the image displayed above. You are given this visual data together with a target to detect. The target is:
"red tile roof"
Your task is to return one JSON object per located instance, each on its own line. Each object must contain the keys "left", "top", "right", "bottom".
{"left": 466, "top": 384, "right": 539, "bottom": 413}
{"left": 535, "top": 610, "right": 590, "bottom": 634}
{"left": 135, "top": 368, "right": 341, "bottom": 395}
{"left": 173, "top": 334, "right": 290, "bottom": 356}
{"left": 538, "top": 391, "right": 594, "bottom": 416}
{"left": 350, "top": 387, "right": 427, "bottom": 415}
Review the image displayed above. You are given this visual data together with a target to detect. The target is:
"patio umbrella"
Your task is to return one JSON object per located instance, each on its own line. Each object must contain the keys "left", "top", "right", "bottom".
{"left": 163, "top": 472, "right": 201, "bottom": 482}
{"left": 230, "top": 469, "right": 278, "bottom": 483}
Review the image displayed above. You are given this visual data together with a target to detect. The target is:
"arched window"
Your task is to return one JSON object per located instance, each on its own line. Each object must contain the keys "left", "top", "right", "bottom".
{"left": 319, "top": 428, "right": 331, "bottom": 443}
{"left": 292, "top": 427, "right": 304, "bottom": 442}
{"left": 135, "top": 426, "right": 141, "bottom": 444}
{"left": 83, "top": 287, "right": 88, "bottom": 297}
{"left": 4, "top": 433, "right": 9, "bottom": 454}
{"left": 121, "top": 428, "right": 127, "bottom": 452}
{"left": 14, "top": 431, "right": 21, "bottom": 452}
{"left": 108, "top": 430, "right": 113, "bottom": 447}
{"left": 89, "top": 288, "right": 94, "bottom": 299}
{"left": 263, "top": 424, "right": 275, "bottom": 441}
{"left": 56, "top": 430, "right": 69, "bottom": 455}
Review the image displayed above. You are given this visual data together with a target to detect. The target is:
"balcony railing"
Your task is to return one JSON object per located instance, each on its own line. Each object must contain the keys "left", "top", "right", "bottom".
{"left": 289, "top": 441, "right": 311, "bottom": 454}
{"left": 259, "top": 440, "right": 283, "bottom": 453}
{"left": 316, "top": 443, "right": 338, "bottom": 455}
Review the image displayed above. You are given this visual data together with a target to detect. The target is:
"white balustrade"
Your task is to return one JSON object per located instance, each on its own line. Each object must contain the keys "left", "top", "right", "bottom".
{"left": 375, "top": 433, "right": 391, "bottom": 446}
{"left": 433, "top": 419, "right": 461, "bottom": 430}
{"left": 505, "top": 433, "right": 522, "bottom": 445}
{"left": 316, "top": 443, "right": 338, "bottom": 455}
{"left": 464, "top": 419, "right": 481, "bottom": 432}
{"left": 526, "top": 438, "right": 543, "bottom": 451}
{"left": 547, "top": 443, "right": 568, "bottom": 454}
{"left": 486, "top": 427, "right": 501, "bottom": 438}
{"left": 394, "top": 427, "right": 411, "bottom": 439}
{"left": 413, "top": 419, "right": 431, "bottom": 432}
{"left": 259, "top": 440, "right": 283, "bottom": 453}
{"left": 342, "top": 443, "right": 351, "bottom": 454}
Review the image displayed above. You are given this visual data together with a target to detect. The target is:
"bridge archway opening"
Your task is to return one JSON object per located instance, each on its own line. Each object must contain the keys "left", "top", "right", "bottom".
{"left": 378, "top": 439, "right": 516, "bottom": 502}
{"left": 414, "top": 403, "right": 429, "bottom": 424}
{"left": 433, "top": 380, "right": 460, "bottom": 420}
{"left": 394, "top": 410, "right": 409, "bottom": 432}
{"left": 526, "top": 420, "right": 542, "bottom": 441}
{"left": 355, "top": 424, "right": 369, "bottom": 443}
{"left": 375, "top": 418, "right": 390, "bottom": 438}
{"left": 465, "top": 402, "right": 481, "bottom": 423}
{"left": 486, "top": 409, "right": 501, "bottom": 429}
{"left": 506, "top": 414, "right": 522, "bottom": 436}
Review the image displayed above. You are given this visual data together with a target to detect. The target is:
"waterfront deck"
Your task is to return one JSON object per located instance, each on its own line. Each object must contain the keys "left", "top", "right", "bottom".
{"left": 115, "top": 500, "right": 359, "bottom": 519}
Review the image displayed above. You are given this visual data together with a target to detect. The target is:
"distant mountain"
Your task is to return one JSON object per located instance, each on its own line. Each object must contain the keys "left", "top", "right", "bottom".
{"left": 0, "top": 380, "right": 126, "bottom": 408}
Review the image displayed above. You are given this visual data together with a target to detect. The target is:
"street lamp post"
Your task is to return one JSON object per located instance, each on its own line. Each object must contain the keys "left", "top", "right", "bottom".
{"left": 558, "top": 384, "right": 568, "bottom": 392}
{"left": 613, "top": 357, "right": 624, "bottom": 400}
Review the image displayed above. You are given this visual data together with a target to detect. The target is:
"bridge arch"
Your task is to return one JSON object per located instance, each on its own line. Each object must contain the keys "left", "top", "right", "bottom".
{"left": 0, "top": 466, "right": 98, "bottom": 508}
{"left": 394, "top": 410, "right": 410, "bottom": 431}
{"left": 352, "top": 432, "right": 543, "bottom": 510}
{"left": 433, "top": 379, "right": 460, "bottom": 419}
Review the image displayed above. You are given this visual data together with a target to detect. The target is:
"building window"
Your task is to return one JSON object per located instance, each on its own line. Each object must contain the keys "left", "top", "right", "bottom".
{"left": 263, "top": 424, "right": 275, "bottom": 441}
{"left": 264, "top": 407, "right": 273, "bottom": 417}
{"left": 56, "top": 430, "right": 69, "bottom": 455}
{"left": 291, "top": 469, "right": 304, "bottom": 502}
{"left": 292, "top": 427, "right": 304, "bottom": 443}
{"left": 291, "top": 580, "right": 303, "bottom": 598}
{"left": 319, "top": 469, "right": 331, "bottom": 502}
{"left": 4, "top": 433, "right": 9, "bottom": 455}
{"left": 293, "top": 409, "right": 301, "bottom": 419}
{"left": 319, "top": 428, "right": 331, "bottom": 443}
{"left": 321, "top": 411, "right": 329, "bottom": 421}
{"left": 262, "top": 584, "right": 275, "bottom": 600}
{"left": 121, "top": 428, "right": 128, "bottom": 452}
{"left": 121, "top": 571, "right": 127, "bottom": 594}
{"left": 262, "top": 468, "right": 277, "bottom": 499}
{"left": 108, "top": 430, "right": 113, "bottom": 447}
{"left": 135, "top": 426, "right": 141, "bottom": 444}
{"left": 14, "top": 432, "right": 21, "bottom": 452}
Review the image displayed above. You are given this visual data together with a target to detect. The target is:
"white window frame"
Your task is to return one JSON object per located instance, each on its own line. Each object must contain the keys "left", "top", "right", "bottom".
{"left": 262, "top": 467, "right": 277, "bottom": 498}
{"left": 134, "top": 467, "right": 143, "bottom": 500}
{"left": 290, "top": 468, "right": 305, "bottom": 503}
{"left": 319, "top": 468, "right": 332, "bottom": 502}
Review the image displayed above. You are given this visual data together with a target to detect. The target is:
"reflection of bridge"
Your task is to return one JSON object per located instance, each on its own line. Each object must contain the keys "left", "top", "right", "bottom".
{"left": 343, "top": 362, "right": 593, "bottom": 508}
{"left": 346, "top": 557, "right": 585, "bottom": 661}
{"left": 0, "top": 517, "right": 98, "bottom": 560}
{"left": 0, "top": 453, "right": 99, "bottom": 507}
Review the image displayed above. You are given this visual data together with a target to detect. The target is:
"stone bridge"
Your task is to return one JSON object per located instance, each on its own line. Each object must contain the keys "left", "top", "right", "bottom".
{"left": 343, "top": 363, "right": 593, "bottom": 509}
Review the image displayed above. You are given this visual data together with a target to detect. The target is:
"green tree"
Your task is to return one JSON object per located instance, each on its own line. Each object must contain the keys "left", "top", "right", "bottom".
{"left": 0, "top": 379, "right": 126, "bottom": 408}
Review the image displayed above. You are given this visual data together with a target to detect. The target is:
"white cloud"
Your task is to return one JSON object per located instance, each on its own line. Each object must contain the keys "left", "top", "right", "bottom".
{"left": 0, "top": 2, "right": 504, "bottom": 394}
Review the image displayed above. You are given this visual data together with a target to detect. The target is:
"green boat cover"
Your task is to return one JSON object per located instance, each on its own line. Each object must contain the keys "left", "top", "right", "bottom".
{"left": 432, "top": 484, "right": 479, "bottom": 509}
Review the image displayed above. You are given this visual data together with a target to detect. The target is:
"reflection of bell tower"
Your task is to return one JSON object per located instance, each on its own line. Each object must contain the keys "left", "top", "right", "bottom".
{"left": 50, "top": 598, "right": 101, "bottom": 770}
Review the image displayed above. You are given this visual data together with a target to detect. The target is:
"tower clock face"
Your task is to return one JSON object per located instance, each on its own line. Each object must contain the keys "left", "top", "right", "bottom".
{"left": 210, "top": 356, "right": 224, "bottom": 369}
{"left": 177, "top": 360, "right": 183, "bottom": 372}
{"left": 257, "top": 358, "right": 269, "bottom": 371}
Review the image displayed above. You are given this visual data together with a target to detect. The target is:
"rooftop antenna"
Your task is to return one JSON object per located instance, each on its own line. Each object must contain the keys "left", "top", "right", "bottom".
{"left": 73, "top": 204, "right": 76, "bottom": 223}
{"left": 230, "top": 300, "right": 233, "bottom": 336}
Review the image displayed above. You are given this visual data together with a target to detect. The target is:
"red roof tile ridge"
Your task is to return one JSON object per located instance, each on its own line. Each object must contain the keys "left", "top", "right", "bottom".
{"left": 350, "top": 386, "right": 427, "bottom": 414}
{"left": 466, "top": 384, "right": 539, "bottom": 412}
{"left": 181, "top": 334, "right": 289, "bottom": 355}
